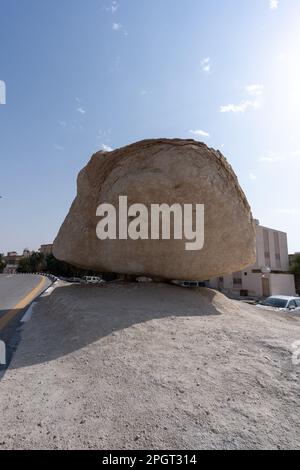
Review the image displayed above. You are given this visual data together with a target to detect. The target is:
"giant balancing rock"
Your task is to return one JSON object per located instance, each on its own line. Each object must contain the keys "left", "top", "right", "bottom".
{"left": 53, "top": 139, "right": 256, "bottom": 280}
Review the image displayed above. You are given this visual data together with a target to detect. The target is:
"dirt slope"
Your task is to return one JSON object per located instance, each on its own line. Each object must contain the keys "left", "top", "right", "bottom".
{"left": 0, "top": 282, "right": 300, "bottom": 450}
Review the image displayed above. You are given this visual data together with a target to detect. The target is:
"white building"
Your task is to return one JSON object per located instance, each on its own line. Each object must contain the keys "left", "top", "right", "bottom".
{"left": 3, "top": 249, "right": 31, "bottom": 274}
{"left": 208, "top": 220, "right": 296, "bottom": 298}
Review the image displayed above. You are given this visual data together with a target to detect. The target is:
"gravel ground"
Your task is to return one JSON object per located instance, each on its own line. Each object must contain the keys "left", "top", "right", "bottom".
{"left": 0, "top": 282, "right": 300, "bottom": 450}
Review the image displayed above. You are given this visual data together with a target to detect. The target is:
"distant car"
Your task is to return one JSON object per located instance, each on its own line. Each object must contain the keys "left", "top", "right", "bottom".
{"left": 67, "top": 277, "right": 83, "bottom": 283}
{"left": 172, "top": 280, "right": 206, "bottom": 288}
{"left": 257, "top": 295, "right": 300, "bottom": 312}
{"left": 83, "top": 276, "right": 104, "bottom": 285}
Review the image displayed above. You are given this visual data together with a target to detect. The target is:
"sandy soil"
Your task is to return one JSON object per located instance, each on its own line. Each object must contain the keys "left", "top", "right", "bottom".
{"left": 0, "top": 282, "right": 300, "bottom": 450}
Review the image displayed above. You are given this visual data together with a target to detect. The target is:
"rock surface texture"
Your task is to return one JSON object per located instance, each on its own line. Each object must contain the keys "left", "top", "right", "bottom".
{"left": 53, "top": 139, "right": 256, "bottom": 280}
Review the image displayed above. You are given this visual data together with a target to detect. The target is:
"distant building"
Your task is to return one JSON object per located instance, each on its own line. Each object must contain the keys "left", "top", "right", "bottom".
{"left": 208, "top": 220, "right": 296, "bottom": 298}
{"left": 289, "top": 252, "right": 300, "bottom": 295}
{"left": 39, "top": 244, "right": 53, "bottom": 256}
{"left": 3, "top": 249, "right": 31, "bottom": 274}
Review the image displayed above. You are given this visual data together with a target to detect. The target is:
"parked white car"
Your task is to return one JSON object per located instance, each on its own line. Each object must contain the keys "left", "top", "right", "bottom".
{"left": 83, "top": 276, "right": 104, "bottom": 285}
{"left": 257, "top": 295, "right": 300, "bottom": 312}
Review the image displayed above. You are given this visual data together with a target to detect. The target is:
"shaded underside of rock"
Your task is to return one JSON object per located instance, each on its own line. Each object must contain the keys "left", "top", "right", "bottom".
{"left": 53, "top": 138, "right": 256, "bottom": 280}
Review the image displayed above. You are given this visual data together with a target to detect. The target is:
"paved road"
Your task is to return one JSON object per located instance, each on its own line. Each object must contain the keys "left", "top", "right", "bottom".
{"left": 0, "top": 274, "right": 49, "bottom": 311}
{"left": 0, "top": 274, "right": 51, "bottom": 368}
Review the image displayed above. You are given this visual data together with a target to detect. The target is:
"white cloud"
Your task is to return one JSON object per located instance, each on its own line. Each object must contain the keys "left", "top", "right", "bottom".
{"left": 77, "top": 107, "right": 86, "bottom": 115}
{"left": 189, "top": 129, "right": 210, "bottom": 138}
{"left": 106, "top": 1, "right": 119, "bottom": 13}
{"left": 112, "top": 2, "right": 119, "bottom": 13}
{"left": 269, "top": 0, "right": 279, "bottom": 10}
{"left": 220, "top": 100, "right": 260, "bottom": 113}
{"left": 259, "top": 152, "right": 284, "bottom": 163}
{"left": 112, "top": 22, "right": 128, "bottom": 35}
{"left": 112, "top": 22, "right": 122, "bottom": 31}
{"left": 201, "top": 57, "right": 211, "bottom": 73}
{"left": 58, "top": 120, "right": 66, "bottom": 127}
{"left": 54, "top": 144, "right": 64, "bottom": 151}
{"left": 97, "top": 128, "right": 111, "bottom": 140}
{"left": 246, "top": 84, "right": 264, "bottom": 96}
{"left": 140, "top": 90, "right": 149, "bottom": 96}
{"left": 221, "top": 84, "right": 263, "bottom": 114}
{"left": 101, "top": 144, "right": 113, "bottom": 152}
{"left": 249, "top": 172, "right": 257, "bottom": 181}
{"left": 0, "top": 79, "right": 6, "bottom": 104}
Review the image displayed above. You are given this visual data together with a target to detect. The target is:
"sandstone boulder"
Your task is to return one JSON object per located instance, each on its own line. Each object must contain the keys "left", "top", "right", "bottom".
{"left": 53, "top": 139, "right": 256, "bottom": 280}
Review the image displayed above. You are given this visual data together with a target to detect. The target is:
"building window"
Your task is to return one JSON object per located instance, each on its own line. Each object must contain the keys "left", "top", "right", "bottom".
{"left": 263, "top": 229, "right": 271, "bottom": 267}
{"left": 274, "top": 232, "right": 281, "bottom": 269}
{"left": 233, "top": 272, "right": 242, "bottom": 287}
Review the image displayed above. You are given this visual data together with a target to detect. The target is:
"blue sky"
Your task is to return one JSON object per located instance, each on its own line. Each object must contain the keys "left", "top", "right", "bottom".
{"left": 0, "top": 0, "right": 299, "bottom": 254}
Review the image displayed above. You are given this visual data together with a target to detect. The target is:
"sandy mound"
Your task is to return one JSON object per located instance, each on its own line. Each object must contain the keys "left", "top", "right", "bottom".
{"left": 0, "top": 282, "right": 300, "bottom": 449}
